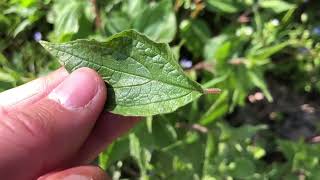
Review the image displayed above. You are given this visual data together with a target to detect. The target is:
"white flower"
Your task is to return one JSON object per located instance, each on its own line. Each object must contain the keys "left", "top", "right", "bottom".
{"left": 271, "top": 19, "right": 280, "bottom": 26}
{"left": 236, "top": 26, "right": 253, "bottom": 36}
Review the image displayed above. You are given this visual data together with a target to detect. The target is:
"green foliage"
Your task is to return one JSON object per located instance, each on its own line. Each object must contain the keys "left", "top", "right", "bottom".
{"left": 2, "top": 0, "right": 320, "bottom": 179}
{"left": 180, "top": 19, "right": 211, "bottom": 58}
{"left": 104, "top": 0, "right": 177, "bottom": 43}
{"left": 47, "top": 0, "right": 94, "bottom": 42}
{"left": 205, "top": 0, "right": 246, "bottom": 14}
{"left": 41, "top": 30, "right": 205, "bottom": 116}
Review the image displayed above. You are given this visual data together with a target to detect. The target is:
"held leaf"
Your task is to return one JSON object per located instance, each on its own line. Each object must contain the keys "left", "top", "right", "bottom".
{"left": 40, "top": 30, "right": 219, "bottom": 116}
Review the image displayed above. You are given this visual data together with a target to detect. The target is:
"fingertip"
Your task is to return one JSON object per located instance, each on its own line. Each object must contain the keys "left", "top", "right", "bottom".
{"left": 48, "top": 67, "right": 106, "bottom": 110}
{"left": 76, "top": 67, "right": 107, "bottom": 103}
{"left": 38, "top": 166, "right": 109, "bottom": 180}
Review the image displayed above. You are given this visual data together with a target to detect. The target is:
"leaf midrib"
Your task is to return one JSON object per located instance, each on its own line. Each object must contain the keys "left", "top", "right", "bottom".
{"left": 53, "top": 45, "right": 201, "bottom": 93}
{"left": 112, "top": 91, "right": 193, "bottom": 107}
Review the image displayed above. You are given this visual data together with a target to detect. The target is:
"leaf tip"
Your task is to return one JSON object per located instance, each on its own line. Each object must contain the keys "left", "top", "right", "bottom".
{"left": 204, "top": 88, "right": 222, "bottom": 94}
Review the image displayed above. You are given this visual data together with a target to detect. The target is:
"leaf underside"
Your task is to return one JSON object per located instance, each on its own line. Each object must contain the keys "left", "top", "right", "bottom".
{"left": 40, "top": 30, "right": 204, "bottom": 116}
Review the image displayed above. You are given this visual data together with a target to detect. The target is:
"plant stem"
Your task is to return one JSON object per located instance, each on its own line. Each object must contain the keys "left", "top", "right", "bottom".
{"left": 204, "top": 88, "right": 222, "bottom": 94}
{"left": 90, "top": 0, "right": 101, "bottom": 30}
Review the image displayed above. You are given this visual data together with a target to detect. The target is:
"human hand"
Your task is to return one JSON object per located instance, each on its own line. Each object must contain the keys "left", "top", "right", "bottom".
{"left": 0, "top": 68, "right": 139, "bottom": 180}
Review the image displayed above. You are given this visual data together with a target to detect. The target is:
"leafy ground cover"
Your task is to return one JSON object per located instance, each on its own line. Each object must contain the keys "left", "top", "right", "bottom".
{"left": 1, "top": 0, "right": 320, "bottom": 179}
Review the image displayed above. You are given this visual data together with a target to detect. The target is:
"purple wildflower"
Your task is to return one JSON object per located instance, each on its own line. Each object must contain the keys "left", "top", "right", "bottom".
{"left": 312, "top": 27, "right": 320, "bottom": 36}
{"left": 298, "top": 47, "right": 309, "bottom": 54}
{"left": 180, "top": 58, "right": 193, "bottom": 69}
{"left": 33, "top": 32, "right": 42, "bottom": 42}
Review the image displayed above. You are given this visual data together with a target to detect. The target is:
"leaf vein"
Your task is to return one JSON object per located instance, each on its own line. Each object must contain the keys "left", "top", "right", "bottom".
{"left": 55, "top": 47, "right": 199, "bottom": 92}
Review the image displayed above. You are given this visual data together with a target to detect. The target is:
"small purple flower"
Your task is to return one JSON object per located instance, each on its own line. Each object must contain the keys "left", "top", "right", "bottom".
{"left": 180, "top": 58, "right": 193, "bottom": 69}
{"left": 312, "top": 27, "right": 320, "bottom": 36}
{"left": 33, "top": 32, "right": 42, "bottom": 42}
{"left": 298, "top": 47, "right": 309, "bottom": 54}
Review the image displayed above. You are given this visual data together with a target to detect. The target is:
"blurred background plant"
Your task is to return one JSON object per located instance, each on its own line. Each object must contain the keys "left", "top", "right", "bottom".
{"left": 1, "top": 0, "right": 320, "bottom": 179}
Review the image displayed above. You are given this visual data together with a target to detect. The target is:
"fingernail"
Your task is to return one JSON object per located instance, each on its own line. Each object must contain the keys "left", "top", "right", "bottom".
{"left": 38, "top": 174, "right": 93, "bottom": 180}
{"left": 61, "top": 174, "right": 92, "bottom": 180}
{"left": 48, "top": 68, "right": 98, "bottom": 109}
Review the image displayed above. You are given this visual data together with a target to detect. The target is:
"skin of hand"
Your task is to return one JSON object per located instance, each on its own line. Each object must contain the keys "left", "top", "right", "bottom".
{"left": 0, "top": 67, "right": 140, "bottom": 180}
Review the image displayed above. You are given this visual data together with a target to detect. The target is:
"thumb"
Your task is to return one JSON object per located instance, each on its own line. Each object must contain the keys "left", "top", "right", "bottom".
{"left": 37, "top": 166, "right": 109, "bottom": 180}
{"left": 0, "top": 68, "right": 106, "bottom": 180}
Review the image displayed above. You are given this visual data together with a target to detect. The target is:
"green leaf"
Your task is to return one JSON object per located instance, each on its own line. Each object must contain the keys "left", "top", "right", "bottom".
{"left": 202, "top": 132, "right": 216, "bottom": 177}
{"left": 98, "top": 137, "right": 131, "bottom": 169}
{"left": 105, "top": 0, "right": 177, "bottom": 43}
{"left": 247, "top": 145, "right": 266, "bottom": 159}
{"left": 259, "top": 0, "right": 295, "bottom": 13}
{"left": 205, "top": 0, "right": 240, "bottom": 13}
{"left": 13, "top": 19, "right": 31, "bottom": 37}
{"left": 47, "top": 0, "right": 92, "bottom": 41}
{"left": 250, "top": 42, "right": 290, "bottom": 60}
{"left": 98, "top": 143, "right": 114, "bottom": 170}
{"left": 129, "top": 133, "right": 152, "bottom": 177}
{"left": 151, "top": 118, "right": 177, "bottom": 147}
{"left": 0, "top": 53, "right": 8, "bottom": 65}
{"left": 133, "top": 0, "right": 177, "bottom": 43}
{"left": 105, "top": 12, "right": 131, "bottom": 35}
{"left": 229, "top": 158, "right": 255, "bottom": 178}
{"left": 200, "top": 90, "right": 229, "bottom": 125}
{"left": 40, "top": 30, "right": 208, "bottom": 116}
{"left": 123, "top": 0, "right": 147, "bottom": 19}
{"left": 180, "top": 19, "right": 211, "bottom": 57}
{"left": 247, "top": 70, "right": 273, "bottom": 102}
{"left": 48, "top": 0, "right": 82, "bottom": 35}
{"left": 204, "top": 35, "right": 231, "bottom": 61}
{"left": 0, "top": 70, "right": 16, "bottom": 83}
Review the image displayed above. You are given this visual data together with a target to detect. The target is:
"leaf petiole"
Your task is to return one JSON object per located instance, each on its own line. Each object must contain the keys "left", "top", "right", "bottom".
{"left": 204, "top": 88, "right": 222, "bottom": 94}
